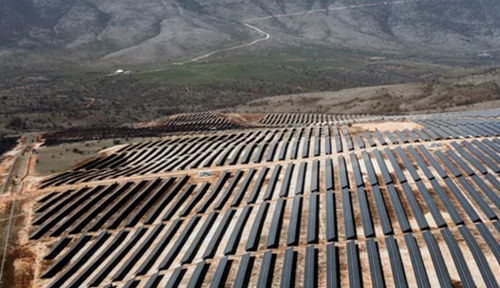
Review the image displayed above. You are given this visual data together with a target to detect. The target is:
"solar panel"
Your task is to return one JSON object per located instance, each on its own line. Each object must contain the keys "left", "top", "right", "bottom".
{"left": 385, "top": 235, "right": 408, "bottom": 288}
{"left": 366, "top": 239, "right": 385, "bottom": 288}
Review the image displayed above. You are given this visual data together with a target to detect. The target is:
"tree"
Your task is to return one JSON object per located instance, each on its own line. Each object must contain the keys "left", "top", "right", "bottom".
{"left": 7, "top": 116, "right": 24, "bottom": 130}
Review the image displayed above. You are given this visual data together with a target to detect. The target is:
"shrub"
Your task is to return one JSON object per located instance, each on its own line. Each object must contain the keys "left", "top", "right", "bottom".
{"left": 72, "top": 148, "right": 84, "bottom": 154}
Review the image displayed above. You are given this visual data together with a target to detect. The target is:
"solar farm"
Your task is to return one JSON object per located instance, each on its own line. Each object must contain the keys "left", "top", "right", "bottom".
{"left": 16, "top": 109, "right": 500, "bottom": 287}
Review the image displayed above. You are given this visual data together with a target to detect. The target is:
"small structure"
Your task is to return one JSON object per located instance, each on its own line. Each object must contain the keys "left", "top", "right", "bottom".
{"left": 198, "top": 171, "right": 214, "bottom": 177}
{"left": 114, "top": 69, "right": 124, "bottom": 75}
{"left": 477, "top": 52, "right": 491, "bottom": 58}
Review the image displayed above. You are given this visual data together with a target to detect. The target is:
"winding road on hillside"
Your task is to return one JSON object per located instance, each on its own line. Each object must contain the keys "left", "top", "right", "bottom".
{"left": 173, "top": 23, "right": 270, "bottom": 65}
{"left": 167, "top": 0, "right": 447, "bottom": 66}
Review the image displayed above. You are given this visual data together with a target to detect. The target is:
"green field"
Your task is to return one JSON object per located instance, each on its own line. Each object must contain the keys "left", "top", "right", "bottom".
{"left": 133, "top": 57, "right": 365, "bottom": 85}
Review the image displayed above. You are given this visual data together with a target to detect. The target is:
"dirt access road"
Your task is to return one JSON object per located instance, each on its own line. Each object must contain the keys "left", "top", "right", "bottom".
{"left": 0, "top": 134, "right": 36, "bottom": 287}
{"left": 163, "top": 0, "right": 452, "bottom": 67}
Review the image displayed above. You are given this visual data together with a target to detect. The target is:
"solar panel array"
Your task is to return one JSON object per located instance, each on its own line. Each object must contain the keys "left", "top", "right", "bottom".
{"left": 260, "top": 108, "right": 500, "bottom": 126}
{"left": 40, "top": 118, "right": 500, "bottom": 188}
{"left": 164, "top": 112, "right": 236, "bottom": 129}
{"left": 27, "top": 111, "right": 500, "bottom": 287}
{"left": 41, "top": 112, "right": 241, "bottom": 146}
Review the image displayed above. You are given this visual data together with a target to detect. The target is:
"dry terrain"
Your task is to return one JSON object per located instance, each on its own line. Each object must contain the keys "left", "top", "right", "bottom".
{"left": 229, "top": 67, "right": 500, "bottom": 115}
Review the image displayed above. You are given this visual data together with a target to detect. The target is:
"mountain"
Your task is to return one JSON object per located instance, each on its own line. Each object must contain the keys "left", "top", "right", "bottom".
{"left": 1, "top": 0, "right": 499, "bottom": 62}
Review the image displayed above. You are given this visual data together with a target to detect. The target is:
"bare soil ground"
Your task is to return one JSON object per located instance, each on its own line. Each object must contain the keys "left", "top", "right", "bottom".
{"left": 0, "top": 139, "right": 40, "bottom": 288}
{"left": 352, "top": 121, "right": 423, "bottom": 133}
{"left": 0, "top": 157, "right": 13, "bottom": 187}
{"left": 223, "top": 113, "right": 267, "bottom": 126}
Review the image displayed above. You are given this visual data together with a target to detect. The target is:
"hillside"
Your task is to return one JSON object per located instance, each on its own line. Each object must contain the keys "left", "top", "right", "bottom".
{"left": 229, "top": 66, "right": 500, "bottom": 115}
{"left": 1, "top": 0, "right": 500, "bottom": 62}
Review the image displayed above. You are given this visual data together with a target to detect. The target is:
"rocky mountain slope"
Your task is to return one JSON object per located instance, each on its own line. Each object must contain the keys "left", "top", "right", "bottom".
{"left": 1, "top": 0, "right": 499, "bottom": 62}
